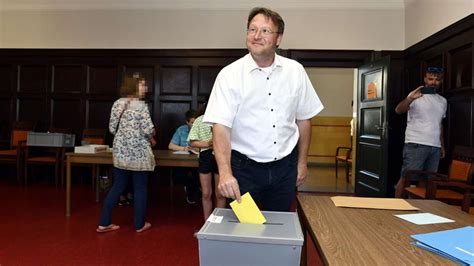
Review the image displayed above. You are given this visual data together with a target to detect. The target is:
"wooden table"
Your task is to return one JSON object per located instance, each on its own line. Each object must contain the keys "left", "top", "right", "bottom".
{"left": 65, "top": 149, "right": 198, "bottom": 217}
{"left": 297, "top": 195, "right": 474, "bottom": 266}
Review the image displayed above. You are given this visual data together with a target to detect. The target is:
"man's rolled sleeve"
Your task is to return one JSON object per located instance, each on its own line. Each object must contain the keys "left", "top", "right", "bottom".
{"left": 203, "top": 72, "right": 238, "bottom": 128}
{"left": 296, "top": 69, "right": 324, "bottom": 120}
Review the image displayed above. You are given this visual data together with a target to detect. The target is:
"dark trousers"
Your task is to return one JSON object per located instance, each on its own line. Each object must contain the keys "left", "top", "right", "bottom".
{"left": 99, "top": 167, "right": 149, "bottom": 230}
{"left": 231, "top": 147, "right": 298, "bottom": 211}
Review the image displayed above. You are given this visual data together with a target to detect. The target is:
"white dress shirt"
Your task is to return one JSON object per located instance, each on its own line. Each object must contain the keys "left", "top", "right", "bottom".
{"left": 204, "top": 53, "right": 323, "bottom": 162}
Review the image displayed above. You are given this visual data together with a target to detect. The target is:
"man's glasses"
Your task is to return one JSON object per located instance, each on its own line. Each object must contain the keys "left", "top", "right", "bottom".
{"left": 427, "top": 67, "right": 444, "bottom": 74}
{"left": 247, "top": 27, "right": 280, "bottom": 36}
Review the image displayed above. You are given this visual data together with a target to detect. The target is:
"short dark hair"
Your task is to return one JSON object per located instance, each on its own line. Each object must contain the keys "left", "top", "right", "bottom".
{"left": 426, "top": 67, "right": 444, "bottom": 75}
{"left": 185, "top": 109, "right": 199, "bottom": 122}
{"left": 119, "top": 73, "right": 145, "bottom": 97}
{"left": 247, "top": 7, "right": 285, "bottom": 34}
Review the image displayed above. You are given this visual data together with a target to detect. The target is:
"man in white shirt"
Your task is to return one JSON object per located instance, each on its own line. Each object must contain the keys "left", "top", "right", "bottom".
{"left": 394, "top": 67, "right": 447, "bottom": 198}
{"left": 203, "top": 7, "right": 323, "bottom": 211}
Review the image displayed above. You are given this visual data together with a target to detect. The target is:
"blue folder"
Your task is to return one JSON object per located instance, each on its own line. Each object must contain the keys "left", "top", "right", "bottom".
{"left": 411, "top": 226, "right": 474, "bottom": 265}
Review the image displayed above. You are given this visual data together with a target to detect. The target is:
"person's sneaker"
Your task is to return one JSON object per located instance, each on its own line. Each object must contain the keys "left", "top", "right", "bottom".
{"left": 184, "top": 186, "right": 196, "bottom": 204}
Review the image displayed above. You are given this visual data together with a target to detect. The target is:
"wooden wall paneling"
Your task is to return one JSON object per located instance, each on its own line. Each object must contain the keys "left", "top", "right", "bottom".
{"left": 161, "top": 66, "right": 192, "bottom": 95}
{"left": 88, "top": 65, "right": 119, "bottom": 95}
{"left": 18, "top": 65, "right": 49, "bottom": 93}
{"left": 86, "top": 99, "right": 114, "bottom": 130}
{"left": 405, "top": 62, "right": 423, "bottom": 96}
{"left": 51, "top": 98, "right": 83, "bottom": 139}
{"left": 0, "top": 65, "right": 14, "bottom": 136}
{"left": 158, "top": 101, "right": 193, "bottom": 149}
{"left": 18, "top": 64, "right": 51, "bottom": 131}
{"left": 0, "top": 65, "right": 13, "bottom": 95}
{"left": 18, "top": 97, "right": 49, "bottom": 131}
{"left": 288, "top": 50, "right": 373, "bottom": 68}
{"left": 447, "top": 96, "right": 473, "bottom": 149}
{"left": 447, "top": 43, "right": 472, "bottom": 91}
{"left": 152, "top": 65, "right": 161, "bottom": 139}
{"left": 0, "top": 99, "right": 11, "bottom": 140}
{"left": 198, "top": 66, "right": 221, "bottom": 97}
{"left": 52, "top": 65, "right": 84, "bottom": 94}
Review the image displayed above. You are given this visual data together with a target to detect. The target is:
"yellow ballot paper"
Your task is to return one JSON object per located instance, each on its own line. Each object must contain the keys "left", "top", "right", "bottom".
{"left": 230, "top": 192, "right": 266, "bottom": 224}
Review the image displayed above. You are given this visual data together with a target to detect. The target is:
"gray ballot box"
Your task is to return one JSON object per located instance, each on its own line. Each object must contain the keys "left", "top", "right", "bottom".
{"left": 197, "top": 208, "right": 303, "bottom": 266}
{"left": 27, "top": 132, "right": 75, "bottom": 147}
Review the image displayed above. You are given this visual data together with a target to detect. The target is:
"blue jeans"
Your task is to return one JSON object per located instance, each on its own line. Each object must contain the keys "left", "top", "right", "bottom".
{"left": 99, "top": 167, "right": 149, "bottom": 230}
{"left": 400, "top": 143, "right": 441, "bottom": 180}
{"left": 231, "top": 147, "right": 298, "bottom": 212}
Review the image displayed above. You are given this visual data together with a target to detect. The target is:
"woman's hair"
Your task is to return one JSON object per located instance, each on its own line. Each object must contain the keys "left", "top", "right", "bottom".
{"left": 119, "top": 73, "right": 145, "bottom": 97}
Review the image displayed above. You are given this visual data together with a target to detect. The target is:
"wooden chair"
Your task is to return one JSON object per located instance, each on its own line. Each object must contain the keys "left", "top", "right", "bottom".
{"left": 24, "top": 127, "right": 73, "bottom": 186}
{"left": 0, "top": 121, "right": 36, "bottom": 184}
{"left": 402, "top": 146, "right": 474, "bottom": 205}
{"left": 461, "top": 190, "right": 474, "bottom": 214}
{"left": 335, "top": 146, "right": 352, "bottom": 183}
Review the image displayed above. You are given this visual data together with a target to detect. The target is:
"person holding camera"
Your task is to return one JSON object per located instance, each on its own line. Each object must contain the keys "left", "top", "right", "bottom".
{"left": 394, "top": 67, "right": 447, "bottom": 198}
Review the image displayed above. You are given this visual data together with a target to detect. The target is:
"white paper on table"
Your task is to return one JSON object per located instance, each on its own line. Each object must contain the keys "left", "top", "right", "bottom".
{"left": 172, "top": 150, "right": 190, "bottom": 155}
{"left": 395, "top": 213, "right": 455, "bottom": 225}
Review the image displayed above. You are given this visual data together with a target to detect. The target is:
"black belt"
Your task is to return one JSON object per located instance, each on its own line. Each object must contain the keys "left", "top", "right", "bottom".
{"left": 231, "top": 146, "right": 297, "bottom": 168}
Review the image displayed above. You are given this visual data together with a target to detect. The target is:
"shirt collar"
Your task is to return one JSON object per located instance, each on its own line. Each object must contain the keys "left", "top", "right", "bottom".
{"left": 245, "top": 53, "right": 282, "bottom": 73}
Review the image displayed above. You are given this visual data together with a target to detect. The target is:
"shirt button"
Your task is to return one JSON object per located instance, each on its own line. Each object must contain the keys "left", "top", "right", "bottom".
{"left": 273, "top": 125, "right": 275, "bottom": 128}
{"left": 274, "top": 141, "right": 276, "bottom": 144}
{"left": 271, "top": 109, "right": 273, "bottom": 111}
{"left": 274, "top": 157, "right": 277, "bottom": 160}
{"left": 268, "top": 93, "right": 271, "bottom": 96}
{"left": 266, "top": 77, "right": 269, "bottom": 80}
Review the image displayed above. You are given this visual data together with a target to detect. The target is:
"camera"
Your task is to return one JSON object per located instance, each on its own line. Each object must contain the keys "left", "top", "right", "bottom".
{"left": 420, "top": 86, "right": 436, "bottom": 94}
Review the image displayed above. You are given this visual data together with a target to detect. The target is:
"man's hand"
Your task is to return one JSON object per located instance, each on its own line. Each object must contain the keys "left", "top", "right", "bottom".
{"left": 218, "top": 173, "right": 241, "bottom": 202}
{"left": 395, "top": 86, "right": 424, "bottom": 114}
{"left": 296, "top": 162, "right": 308, "bottom": 186}
{"left": 407, "top": 86, "right": 424, "bottom": 101}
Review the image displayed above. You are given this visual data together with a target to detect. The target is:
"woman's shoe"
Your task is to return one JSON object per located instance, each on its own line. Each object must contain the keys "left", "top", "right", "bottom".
{"left": 96, "top": 224, "right": 120, "bottom": 233}
{"left": 136, "top": 222, "right": 151, "bottom": 233}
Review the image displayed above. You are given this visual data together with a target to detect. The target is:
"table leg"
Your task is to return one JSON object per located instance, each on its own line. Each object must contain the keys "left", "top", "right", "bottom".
{"left": 95, "top": 165, "right": 100, "bottom": 202}
{"left": 297, "top": 205, "right": 307, "bottom": 266}
{"left": 66, "top": 158, "right": 71, "bottom": 217}
{"left": 169, "top": 168, "right": 174, "bottom": 202}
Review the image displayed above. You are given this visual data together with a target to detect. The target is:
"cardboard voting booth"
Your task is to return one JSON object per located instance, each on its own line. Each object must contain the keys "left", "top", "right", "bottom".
{"left": 27, "top": 132, "right": 75, "bottom": 147}
{"left": 197, "top": 208, "right": 303, "bottom": 266}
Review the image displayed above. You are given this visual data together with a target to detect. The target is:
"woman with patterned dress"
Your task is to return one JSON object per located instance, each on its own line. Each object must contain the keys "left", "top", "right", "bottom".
{"left": 97, "top": 73, "right": 155, "bottom": 233}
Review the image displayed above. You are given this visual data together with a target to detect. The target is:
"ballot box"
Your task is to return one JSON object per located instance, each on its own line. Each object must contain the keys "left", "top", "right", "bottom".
{"left": 27, "top": 132, "right": 75, "bottom": 147}
{"left": 197, "top": 208, "right": 303, "bottom": 266}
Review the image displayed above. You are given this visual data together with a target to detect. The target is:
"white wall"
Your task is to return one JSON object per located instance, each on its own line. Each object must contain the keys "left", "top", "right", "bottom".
{"left": 0, "top": 8, "right": 405, "bottom": 49}
{"left": 404, "top": 0, "right": 473, "bottom": 48}
{"left": 306, "top": 68, "right": 354, "bottom": 117}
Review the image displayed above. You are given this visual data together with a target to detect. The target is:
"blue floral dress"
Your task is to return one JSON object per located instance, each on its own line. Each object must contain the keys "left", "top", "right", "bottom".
{"left": 109, "top": 98, "right": 155, "bottom": 171}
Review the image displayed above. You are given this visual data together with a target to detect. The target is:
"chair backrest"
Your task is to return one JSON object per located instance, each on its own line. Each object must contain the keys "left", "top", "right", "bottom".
{"left": 449, "top": 146, "right": 474, "bottom": 182}
{"left": 82, "top": 128, "right": 106, "bottom": 145}
{"left": 11, "top": 121, "right": 36, "bottom": 148}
